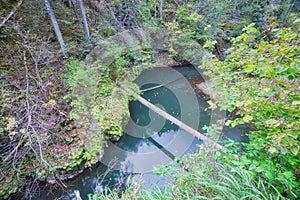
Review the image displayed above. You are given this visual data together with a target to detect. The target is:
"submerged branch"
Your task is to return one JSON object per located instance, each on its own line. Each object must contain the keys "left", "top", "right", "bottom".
{"left": 140, "top": 77, "right": 183, "bottom": 92}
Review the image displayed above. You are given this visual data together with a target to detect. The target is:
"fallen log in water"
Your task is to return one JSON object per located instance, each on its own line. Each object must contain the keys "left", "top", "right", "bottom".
{"left": 136, "top": 94, "right": 224, "bottom": 149}
{"left": 119, "top": 84, "right": 225, "bottom": 150}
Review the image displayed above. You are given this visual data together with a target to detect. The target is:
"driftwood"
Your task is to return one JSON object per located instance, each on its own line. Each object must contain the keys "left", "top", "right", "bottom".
{"left": 0, "top": 0, "right": 23, "bottom": 28}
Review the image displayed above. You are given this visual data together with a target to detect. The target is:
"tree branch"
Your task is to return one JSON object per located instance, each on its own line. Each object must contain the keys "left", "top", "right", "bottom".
{"left": 0, "top": 0, "right": 23, "bottom": 28}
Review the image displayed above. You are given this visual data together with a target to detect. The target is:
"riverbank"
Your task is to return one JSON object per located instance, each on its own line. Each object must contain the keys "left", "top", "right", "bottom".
{"left": 33, "top": 65, "right": 219, "bottom": 199}
{"left": 44, "top": 48, "right": 187, "bottom": 182}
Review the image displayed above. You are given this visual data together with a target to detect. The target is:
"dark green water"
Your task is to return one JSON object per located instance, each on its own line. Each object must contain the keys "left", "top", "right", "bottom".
{"left": 34, "top": 66, "right": 248, "bottom": 200}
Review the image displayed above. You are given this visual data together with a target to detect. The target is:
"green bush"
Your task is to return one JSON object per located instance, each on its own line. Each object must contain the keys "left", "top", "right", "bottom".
{"left": 64, "top": 48, "right": 152, "bottom": 146}
{"left": 202, "top": 23, "right": 300, "bottom": 197}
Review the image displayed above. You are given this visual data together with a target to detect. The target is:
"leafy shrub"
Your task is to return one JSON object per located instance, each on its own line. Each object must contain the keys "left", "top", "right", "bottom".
{"left": 202, "top": 22, "right": 300, "bottom": 197}
{"left": 64, "top": 47, "right": 154, "bottom": 144}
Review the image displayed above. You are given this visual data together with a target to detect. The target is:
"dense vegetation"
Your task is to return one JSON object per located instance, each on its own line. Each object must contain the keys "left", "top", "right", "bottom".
{"left": 0, "top": 0, "right": 299, "bottom": 199}
{"left": 94, "top": 22, "right": 300, "bottom": 200}
{"left": 203, "top": 23, "right": 300, "bottom": 196}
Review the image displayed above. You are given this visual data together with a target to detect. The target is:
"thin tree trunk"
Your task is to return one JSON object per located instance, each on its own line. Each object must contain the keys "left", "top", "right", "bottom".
{"left": 68, "top": 0, "right": 72, "bottom": 7}
{"left": 282, "top": 0, "right": 294, "bottom": 26}
{"left": 158, "top": 0, "right": 164, "bottom": 18}
{"left": 78, "top": 0, "right": 90, "bottom": 39}
{"left": 44, "top": 0, "right": 67, "bottom": 57}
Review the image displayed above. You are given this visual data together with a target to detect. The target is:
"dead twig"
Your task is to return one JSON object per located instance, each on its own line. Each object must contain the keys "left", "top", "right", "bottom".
{"left": 0, "top": 0, "right": 23, "bottom": 28}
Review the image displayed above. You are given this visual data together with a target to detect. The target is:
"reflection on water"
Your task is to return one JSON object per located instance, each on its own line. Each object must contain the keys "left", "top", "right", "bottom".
{"left": 34, "top": 66, "right": 247, "bottom": 200}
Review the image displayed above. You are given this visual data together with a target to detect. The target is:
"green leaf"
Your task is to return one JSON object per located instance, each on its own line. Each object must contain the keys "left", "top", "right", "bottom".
{"left": 244, "top": 64, "right": 255, "bottom": 72}
{"left": 265, "top": 170, "right": 275, "bottom": 180}
{"left": 58, "top": 19, "right": 73, "bottom": 25}
{"left": 265, "top": 119, "right": 278, "bottom": 125}
{"left": 203, "top": 40, "right": 217, "bottom": 50}
{"left": 282, "top": 171, "right": 294, "bottom": 179}
{"left": 225, "top": 120, "right": 232, "bottom": 126}
{"left": 292, "top": 101, "right": 300, "bottom": 105}
{"left": 294, "top": 18, "right": 300, "bottom": 23}
{"left": 290, "top": 146, "right": 299, "bottom": 155}
{"left": 278, "top": 81, "right": 289, "bottom": 87}
{"left": 287, "top": 67, "right": 297, "bottom": 74}
{"left": 288, "top": 75, "right": 295, "bottom": 80}
{"left": 256, "top": 166, "right": 264, "bottom": 173}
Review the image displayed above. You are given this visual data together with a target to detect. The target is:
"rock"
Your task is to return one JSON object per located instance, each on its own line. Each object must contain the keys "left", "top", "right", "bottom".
{"left": 96, "top": 153, "right": 103, "bottom": 161}
{"left": 47, "top": 178, "right": 56, "bottom": 185}
{"left": 37, "top": 177, "right": 46, "bottom": 182}
{"left": 196, "top": 81, "right": 216, "bottom": 98}
{"left": 110, "top": 136, "right": 121, "bottom": 142}
{"left": 67, "top": 172, "right": 76, "bottom": 179}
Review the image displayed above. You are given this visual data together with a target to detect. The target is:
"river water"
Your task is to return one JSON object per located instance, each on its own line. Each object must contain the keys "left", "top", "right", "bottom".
{"left": 34, "top": 66, "right": 248, "bottom": 200}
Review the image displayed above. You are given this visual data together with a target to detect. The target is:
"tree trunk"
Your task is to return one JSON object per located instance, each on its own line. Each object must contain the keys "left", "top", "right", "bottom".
{"left": 44, "top": 0, "right": 67, "bottom": 57}
{"left": 159, "top": 0, "right": 164, "bottom": 18}
{"left": 78, "top": 0, "right": 90, "bottom": 39}
{"left": 68, "top": 0, "right": 72, "bottom": 7}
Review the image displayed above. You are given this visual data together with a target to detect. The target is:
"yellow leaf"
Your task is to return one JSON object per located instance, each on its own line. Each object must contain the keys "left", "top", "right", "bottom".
{"left": 243, "top": 100, "right": 251, "bottom": 106}
{"left": 269, "top": 147, "right": 277, "bottom": 154}
{"left": 225, "top": 120, "right": 232, "bottom": 126}
{"left": 263, "top": 87, "right": 271, "bottom": 92}
{"left": 242, "top": 115, "right": 253, "bottom": 123}
{"left": 273, "top": 122, "right": 281, "bottom": 127}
